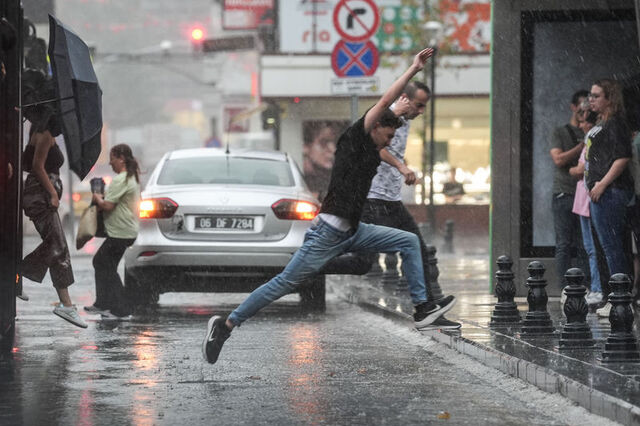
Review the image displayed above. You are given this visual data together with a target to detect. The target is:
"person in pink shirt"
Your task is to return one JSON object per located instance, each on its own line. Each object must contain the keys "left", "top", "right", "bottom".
{"left": 570, "top": 110, "right": 603, "bottom": 305}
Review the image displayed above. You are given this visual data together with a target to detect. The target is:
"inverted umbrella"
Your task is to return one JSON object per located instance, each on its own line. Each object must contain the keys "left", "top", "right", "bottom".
{"left": 47, "top": 14, "right": 102, "bottom": 180}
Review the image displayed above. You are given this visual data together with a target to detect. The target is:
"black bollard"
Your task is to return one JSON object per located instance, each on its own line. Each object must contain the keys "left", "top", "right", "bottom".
{"left": 490, "top": 255, "right": 521, "bottom": 325}
{"left": 558, "top": 268, "right": 594, "bottom": 348}
{"left": 382, "top": 252, "right": 401, "bottom": 289}
{"left": 599, "top": 274, "right": 640, "bottom": 363}
{"left": 366, "top": 254, "right": 383, "bottom": 281}
{"left": 443, "top": 219, "right": 454, "bottom": 253}
{"left": 426, "top": 245, "right": 445, "bottom": 302}
{"left": 397, "top": 275, "right": 409, "bottom": 294}
{"left": 520, "top": 261, "right": 555, "bottom": 335}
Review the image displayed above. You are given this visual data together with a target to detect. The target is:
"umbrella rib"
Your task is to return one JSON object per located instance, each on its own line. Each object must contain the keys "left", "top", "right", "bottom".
{"left": 21, "top": 95, "right": 74, "bottom": 108}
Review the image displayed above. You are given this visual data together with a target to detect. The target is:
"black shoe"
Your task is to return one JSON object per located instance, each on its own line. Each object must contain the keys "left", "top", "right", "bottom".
{"left": 202, "top": 315, "right": 231, "bottom": 364}
{"left": 413, "top": 295, "right": 456, "bottom": 330}
{"left": 418, "top": 316, "right": 462, "bottom": 330}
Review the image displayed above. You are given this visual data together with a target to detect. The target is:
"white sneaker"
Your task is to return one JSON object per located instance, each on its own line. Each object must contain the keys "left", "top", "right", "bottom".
{"left": 560, "top": 288, "right": 567, "bottom": 307}
{"left": 596, "top": 302, "right": 611, "bottom": 318}
{"left": 53, "top": 304, "right": 88, "bottom": 328}
{"left": 585, "top": 291, "right": 603, "bottom": 305}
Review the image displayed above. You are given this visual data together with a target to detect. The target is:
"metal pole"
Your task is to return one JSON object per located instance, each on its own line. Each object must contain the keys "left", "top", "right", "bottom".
{"left": 66, "top": 165, "right": 75, "bottom": 236}
{"left": 635, "top": 0, "right": 640, "bottom": 49}
{"left": 421, "top": 71, "right": 428, "bottom": 206}
{"left": 312, "top": 0, "right": 317, "bottom": 53}
{"left": 428, "top": 52, "right": 436, "bottom": 232}
{"left": 351, "top": 94, "right": 358, "bottom": 123}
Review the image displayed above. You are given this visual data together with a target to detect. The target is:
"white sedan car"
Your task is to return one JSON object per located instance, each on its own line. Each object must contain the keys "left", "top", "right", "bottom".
{"left": 124, "top": 148, "right": 325, "bottom": 310}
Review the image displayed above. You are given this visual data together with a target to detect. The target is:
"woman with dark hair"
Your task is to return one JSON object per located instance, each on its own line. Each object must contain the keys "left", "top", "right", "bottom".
{"left": 86, "top": 144, "right": 140, "bottom": 319}
{"left": 585, "top": 79, "right": 634, "bottom": 316}
{"left": 22, "top": 116, "right": 87, "bottom": 328}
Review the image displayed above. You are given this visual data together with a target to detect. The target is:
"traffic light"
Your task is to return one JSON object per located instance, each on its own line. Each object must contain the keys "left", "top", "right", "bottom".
{"left": 189, "top": 25, "right": 206, "bottom": 51}
{"left": 190, "top": 27, "right": 205, "bottom": 42}
{"left": 261, "top": 102, "right": 281, "bottom": 130}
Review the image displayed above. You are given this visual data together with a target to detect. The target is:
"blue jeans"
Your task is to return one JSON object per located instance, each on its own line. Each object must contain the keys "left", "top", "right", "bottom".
{"left": 590, "top": 187, "right": 632, "bottom": 276}
{"left": 552, "top": 193, "right": 589, "bottom": 288}
{"left": 228, "top": 218, "right": 427, "bottom": 326}
{"left": 579, "top": 216, "right": 601, "bottom": 293}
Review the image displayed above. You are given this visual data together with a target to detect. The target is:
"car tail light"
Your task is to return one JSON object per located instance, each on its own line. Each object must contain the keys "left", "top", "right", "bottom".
{"left": 139, "top": 198, "right": 178, "bottom": 219}
{"left": 271, "top": 199, "right": 319, "bottom": 221}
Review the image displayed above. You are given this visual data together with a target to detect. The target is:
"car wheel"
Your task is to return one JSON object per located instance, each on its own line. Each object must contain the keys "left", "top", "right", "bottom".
{"left": 125, "top": 270, "right": 160, "bottom": 308}
{"left": 299, "top": 275, "right": 326, "bottom": 312}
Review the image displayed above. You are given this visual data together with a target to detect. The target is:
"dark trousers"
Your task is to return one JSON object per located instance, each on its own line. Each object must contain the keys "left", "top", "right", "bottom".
{"left": 93, "top": 237, "right": 135, "bottom": 315}
{"left": 552, "top": 193, "right": 589, "bottom": 289}
{"left": 321, "top": 198, "right": 445, "bottom": 302}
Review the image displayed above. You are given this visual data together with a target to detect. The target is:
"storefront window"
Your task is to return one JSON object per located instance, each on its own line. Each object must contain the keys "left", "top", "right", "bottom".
{"left": 405, "top": 96, "right": 490, "bottom": 205}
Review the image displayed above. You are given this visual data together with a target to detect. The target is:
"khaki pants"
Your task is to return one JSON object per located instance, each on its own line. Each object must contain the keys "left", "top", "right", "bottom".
{"left": 21, "top": 173, "right": 74, "bottom": 289}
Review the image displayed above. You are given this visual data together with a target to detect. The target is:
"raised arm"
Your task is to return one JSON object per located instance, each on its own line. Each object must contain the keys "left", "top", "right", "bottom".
{"left": 363, "top": 48, "right": 433, "bottom": 133}
{"left": 380, "top": 149, "right": 416, "bottom": 184}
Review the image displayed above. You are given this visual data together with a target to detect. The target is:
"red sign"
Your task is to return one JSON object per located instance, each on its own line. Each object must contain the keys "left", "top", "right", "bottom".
{"left": 223, "top": 0, "right": 274, "bottom": 30}
{"left": 224, "top": 107, "right": 250, "bottom": 132}
{"left": 332, "top": 0, "right": 380, "bottom": 42}
{"left": 331, "top": 40, "right": 379, "bottom": 77}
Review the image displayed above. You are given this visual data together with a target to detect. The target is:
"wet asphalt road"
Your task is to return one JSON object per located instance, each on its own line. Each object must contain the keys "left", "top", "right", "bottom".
{"left": 0, "top": 248, "right": 618, "bottom": 425}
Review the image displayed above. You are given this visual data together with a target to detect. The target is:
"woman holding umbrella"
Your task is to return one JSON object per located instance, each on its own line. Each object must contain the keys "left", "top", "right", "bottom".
{"left": 21, "top": 112, "right": 87, "bottom": 328}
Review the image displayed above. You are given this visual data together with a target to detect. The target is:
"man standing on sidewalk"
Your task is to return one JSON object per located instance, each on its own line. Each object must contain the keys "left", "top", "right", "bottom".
{"left": 321, "top": 80, "right": 460, "bottom": 330}
{"left": 549, "top": 90, "right": 590, "bottom": 297}
{"left": 203, "top": 48, "right": 456, "bottom": 365}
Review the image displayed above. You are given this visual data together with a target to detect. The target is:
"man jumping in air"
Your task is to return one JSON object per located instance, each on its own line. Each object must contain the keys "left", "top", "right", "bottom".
{"left": 203, "top": 48, "right": 456, "bottom": 365}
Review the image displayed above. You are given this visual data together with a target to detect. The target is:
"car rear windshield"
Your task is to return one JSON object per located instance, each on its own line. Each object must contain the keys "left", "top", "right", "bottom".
{"left": 157, "top": 156, "right": 295, "bottom": 186}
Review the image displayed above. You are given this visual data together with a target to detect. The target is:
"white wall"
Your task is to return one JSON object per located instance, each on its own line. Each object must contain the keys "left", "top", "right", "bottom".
{"left": 261, "top": 54, "right": 490, "bottom": 97}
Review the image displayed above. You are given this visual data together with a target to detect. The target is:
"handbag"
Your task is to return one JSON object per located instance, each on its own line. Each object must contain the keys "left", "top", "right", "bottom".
{"left": 76, "top": 205, "right": 106, "bottom": 249}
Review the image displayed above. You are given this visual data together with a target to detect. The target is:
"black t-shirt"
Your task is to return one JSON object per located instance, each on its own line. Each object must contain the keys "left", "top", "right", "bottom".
{"left": 23, "top": 142, "right": 65, "bottom": 174}
{"left": 443, "top": 181, "right": 465, "bottom": 197}
{"left": 551, "top": 124, "right": 584, "bottom": 194}
{"left": 585, "top": 115, "right": 633, "bottom": 191}
{"left": 304, "top": 166, "right": 332, "bottom": 202}
{"left": 319, "top": 115, "right": 381, "bottom": 228}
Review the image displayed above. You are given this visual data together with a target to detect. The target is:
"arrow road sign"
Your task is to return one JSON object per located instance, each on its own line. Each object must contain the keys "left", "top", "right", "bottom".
{"left": 331, "top": 39, "right": 379, "bottom": 77}
{"left": 333, "top": 0, "right": 380, "bottom": 42}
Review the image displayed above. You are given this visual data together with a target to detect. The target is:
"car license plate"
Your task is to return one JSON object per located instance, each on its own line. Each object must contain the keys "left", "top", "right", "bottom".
{"left": 194, "top": 216, "right": 254, "bottom": 230}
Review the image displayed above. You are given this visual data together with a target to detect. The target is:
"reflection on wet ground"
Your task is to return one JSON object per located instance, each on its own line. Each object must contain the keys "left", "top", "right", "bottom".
{"left": 0, "top": 292, "right": 329, "bottom": 425}
{"left": 330, "top": 253, "right": 640, "bottom": 411}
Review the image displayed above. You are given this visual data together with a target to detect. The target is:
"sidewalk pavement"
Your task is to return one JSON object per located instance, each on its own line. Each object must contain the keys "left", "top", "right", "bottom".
{"left": 328, "top": 242, "right": 640, "bottom": 426}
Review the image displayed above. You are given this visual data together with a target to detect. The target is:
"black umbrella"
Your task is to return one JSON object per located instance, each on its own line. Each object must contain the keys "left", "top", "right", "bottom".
{"left": 47, "top": 14, "right": 102, "bottom": 180}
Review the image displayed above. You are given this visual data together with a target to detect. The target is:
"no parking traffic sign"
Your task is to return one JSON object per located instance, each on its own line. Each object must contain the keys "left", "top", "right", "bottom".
{"left": 333, "top": 0, "right": 380, "bottom": 42}
{"left": 331, "top": 39, "right": 379, "bottom": 77}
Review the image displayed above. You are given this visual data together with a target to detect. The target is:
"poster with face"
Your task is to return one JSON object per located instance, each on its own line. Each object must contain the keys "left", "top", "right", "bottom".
{"left": 302, "top": 120, "right": 349, "bottom": 202}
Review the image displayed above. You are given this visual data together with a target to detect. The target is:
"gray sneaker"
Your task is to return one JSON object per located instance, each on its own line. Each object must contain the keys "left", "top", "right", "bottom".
{"left": 53, "top": 304, "right": 88, "bottom": 328}
{"left": 100, "top": 311, "right": 132, "bottom": 321}
{"left": 84, "top": 304, "right": 108, "bottom": 315}
{"left": 418, "top": 316, "right": 462, "bottom": 330}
